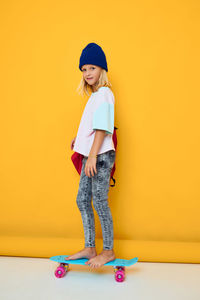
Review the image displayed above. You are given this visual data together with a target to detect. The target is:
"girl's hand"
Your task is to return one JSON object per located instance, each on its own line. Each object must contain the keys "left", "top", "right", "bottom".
{"left": 71, "top": 136, "right": 76, "bottom": 150}
{"left": 85, "top": 156, "right": 97, "bottom": 177}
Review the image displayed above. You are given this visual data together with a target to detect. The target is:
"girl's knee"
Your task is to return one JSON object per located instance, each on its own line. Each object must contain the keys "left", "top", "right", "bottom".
{"left": 76, "top": 193, "right": 92, "bottom": 211}
{"left": 76, "top": 194, "right": 85, "bottom": 210}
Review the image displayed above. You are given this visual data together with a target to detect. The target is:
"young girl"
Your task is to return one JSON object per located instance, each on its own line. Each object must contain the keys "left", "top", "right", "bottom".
{"left": 65, "top": 42, "right": 116, "bottom": 269}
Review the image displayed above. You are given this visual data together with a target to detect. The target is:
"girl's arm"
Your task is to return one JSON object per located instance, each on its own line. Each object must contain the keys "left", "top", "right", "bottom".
{"left": 89, "top": 129, "right": 106, "bottom": 158}
{"left": 85, "top": 129, "right": 107, "bottom": 177}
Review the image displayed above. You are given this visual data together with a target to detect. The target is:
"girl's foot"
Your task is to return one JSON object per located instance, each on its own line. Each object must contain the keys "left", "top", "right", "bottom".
{"left": 65, "top": 247, "right": 97, "bottom": 260}
{"left": 85, "top": 249, "right": 115, "bottom": 268}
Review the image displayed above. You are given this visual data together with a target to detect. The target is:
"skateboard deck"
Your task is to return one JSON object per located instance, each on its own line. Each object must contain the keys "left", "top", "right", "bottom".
{"left": 50, "top": 255, "right": 138, "bottom": 282}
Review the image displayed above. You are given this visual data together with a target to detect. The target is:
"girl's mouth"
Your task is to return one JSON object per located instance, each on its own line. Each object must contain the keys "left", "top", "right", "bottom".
{"left": 87, "top": 78, "right": 93, "bottom": 80}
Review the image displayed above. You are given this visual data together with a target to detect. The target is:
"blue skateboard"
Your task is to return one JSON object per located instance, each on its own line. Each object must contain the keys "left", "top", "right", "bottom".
{"left": 50, "top": 255, "right": 139, "bottom": 282}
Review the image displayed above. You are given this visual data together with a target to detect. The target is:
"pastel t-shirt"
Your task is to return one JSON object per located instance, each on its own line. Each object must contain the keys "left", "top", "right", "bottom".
{"left": 73, "top": 86, "right": 115, "bottom": 157}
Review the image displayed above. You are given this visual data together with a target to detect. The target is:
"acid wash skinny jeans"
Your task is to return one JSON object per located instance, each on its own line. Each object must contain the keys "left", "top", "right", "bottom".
{"left": 76, "top": 149, "right": 116, "bottom": 250}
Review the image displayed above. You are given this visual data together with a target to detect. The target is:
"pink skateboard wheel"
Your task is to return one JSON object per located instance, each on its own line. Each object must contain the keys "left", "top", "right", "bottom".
{"left": 55, "top": 265, "right": 66, "bottom": 278}
{"left": 115, "top": 270, "right": 125, "bottom": 282}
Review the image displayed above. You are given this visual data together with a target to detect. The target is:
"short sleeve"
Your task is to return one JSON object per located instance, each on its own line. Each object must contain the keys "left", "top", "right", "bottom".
{"left": 92, "top": 101, "right": 114, "bottom": 134}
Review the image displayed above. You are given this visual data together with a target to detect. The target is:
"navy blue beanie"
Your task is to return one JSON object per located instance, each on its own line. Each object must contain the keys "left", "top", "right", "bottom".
{"left": 79, "top": 42, "right": 108, "bottom": 72}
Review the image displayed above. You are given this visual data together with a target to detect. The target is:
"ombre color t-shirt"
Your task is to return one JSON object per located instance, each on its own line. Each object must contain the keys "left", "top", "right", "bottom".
{"left": 73, "top": 86, "right": 115, "bottom": 157}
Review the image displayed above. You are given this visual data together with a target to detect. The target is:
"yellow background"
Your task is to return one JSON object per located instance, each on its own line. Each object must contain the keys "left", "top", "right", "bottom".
{"left": 0, "top": 0, "right": 200, "bottom": 263}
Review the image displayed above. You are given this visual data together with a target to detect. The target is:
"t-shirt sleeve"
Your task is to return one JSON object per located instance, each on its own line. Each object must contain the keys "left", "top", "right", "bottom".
{"left": 92, "top": 89, "right": 114, "bottom": 135}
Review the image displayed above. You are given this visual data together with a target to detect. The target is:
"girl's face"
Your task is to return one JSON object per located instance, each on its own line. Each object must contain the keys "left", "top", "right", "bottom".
{"left": 81, "top": 64, "right": 102, "bottom": 89}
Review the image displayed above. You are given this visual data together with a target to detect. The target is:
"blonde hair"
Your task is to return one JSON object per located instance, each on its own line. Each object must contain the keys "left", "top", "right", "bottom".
{"left": 76, "top": 68, "right": 112, "bottom": 97}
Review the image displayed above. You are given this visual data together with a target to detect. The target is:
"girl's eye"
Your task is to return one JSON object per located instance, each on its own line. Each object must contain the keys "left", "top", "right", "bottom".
{"left": 82, "top": 67, "right": 95, "bottom": 71}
